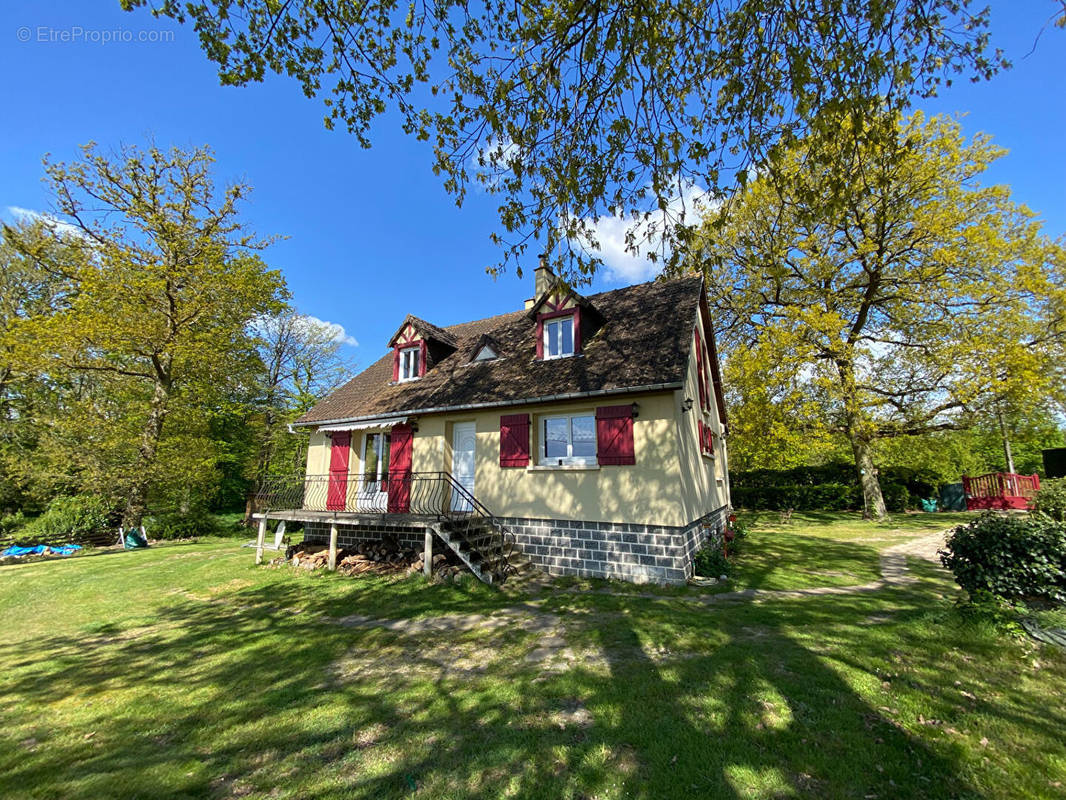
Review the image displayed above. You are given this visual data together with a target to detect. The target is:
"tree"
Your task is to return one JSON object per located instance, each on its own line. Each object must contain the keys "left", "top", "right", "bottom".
{"left": 0, "top": 221, "right": 75, "bottom": 510}
{"left": 248, "top": 312, "right": 353, "bottom": 498}
{"left": 123, "top": 0, "right": 1007, "bottom": 280}
{"left": 687, "top": 111, "right": 1066, "bottom": 518}
{"left": 7, "top": 143, "right": 287, "bottom": 527}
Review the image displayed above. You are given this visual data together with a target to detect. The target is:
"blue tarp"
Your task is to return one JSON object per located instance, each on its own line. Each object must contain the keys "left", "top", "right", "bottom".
{"left": 1, "top": 544, "right": 83, "bottom": 558}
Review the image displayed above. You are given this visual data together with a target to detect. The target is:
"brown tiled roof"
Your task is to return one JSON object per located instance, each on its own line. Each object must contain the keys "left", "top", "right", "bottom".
{"left": 387, "top": 314, "right": 459, "bottom": 348}
{"left": 295, "top": 275, "right": 704, "bottom": 424}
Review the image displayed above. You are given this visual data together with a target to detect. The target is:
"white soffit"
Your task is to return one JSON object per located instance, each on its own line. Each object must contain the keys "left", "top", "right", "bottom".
{"left": 318, "top": 417, "right": 408, "bottom": 432}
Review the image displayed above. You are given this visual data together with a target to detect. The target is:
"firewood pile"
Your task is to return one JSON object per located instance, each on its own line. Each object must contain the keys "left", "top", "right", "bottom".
{"left": 272, "top": 539, "right": 470, "bottom": 580}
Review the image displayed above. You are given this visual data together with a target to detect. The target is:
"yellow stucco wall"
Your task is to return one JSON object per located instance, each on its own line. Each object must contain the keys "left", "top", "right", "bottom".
{"left": 674, "top": 303, "right": 731, "bottom": 522}
{"left": 302, "top": 392, "right": 687, "bottom": 526}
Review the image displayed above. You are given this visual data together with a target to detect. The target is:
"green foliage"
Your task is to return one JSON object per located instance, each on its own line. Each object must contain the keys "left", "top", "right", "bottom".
{"left": 0, "top": 511, "right": 26, "bottom": 539}
{"left": 1034, "top": 479, "right": 1066, "bottom": 523}
{"left": 145, "top": 507, "right": 249, "bottom": 540}
{"left": 940, "top": 513, "right": 1066, "bottom": 604}
{"left": 696, "top": 111, "right": 1066, "bottom": 518}
{"left": 123, "top": 0, "right": 1003, "bottom": 280}
{"left": 732, "top": 483, "right": 861, "bottom": 512}
{"left": 693, "top": 545, "right": 730, "bottom": 578}
{"left": 18, "top": 495, "right": 113, "bottom": 545}
{"left": 880, "top": 483, "right": 910, "bottom": 514}
{"left": 5, "top": 143, "right": 290, "bottom": 527}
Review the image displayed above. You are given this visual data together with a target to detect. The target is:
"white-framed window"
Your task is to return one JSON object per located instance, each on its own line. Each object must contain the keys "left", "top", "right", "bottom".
{"left": 542, "top": 315, "right": 575, "bottom": 359}
{"left": 399, "top": 346, "right": 421, "bottom": 381}
{"left": 540, "top": 413, "right": 596, "bottom": 465}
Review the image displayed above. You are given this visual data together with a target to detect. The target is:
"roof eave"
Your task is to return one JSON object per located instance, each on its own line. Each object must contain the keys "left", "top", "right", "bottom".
{"left": 290, "top": 381, "right": 684, "bottom": 429}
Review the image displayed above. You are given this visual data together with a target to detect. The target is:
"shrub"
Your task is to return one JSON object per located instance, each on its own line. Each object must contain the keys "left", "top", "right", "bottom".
{"left": 18, "top": 495, "right": 112, "bottom": 545}
{"left": 731, "top": 483, "right": 861, "bottom": 511}
{"left": 0, "top": 511, "right": 26, "bottom": 540}
{"left": 940, "top": 513, "right": 1066, "bottom": 603}
{"left": 1033, "top": 478, "right": 1066, "bottom": 523}
{"left": 880, "top": 482, "right": 910, "bottom": 513}
{"left": 694, "top": 545, "right": 730, "bottom": 578}
{"left": 144, "top": 509, "right": 222, "bottom": 540}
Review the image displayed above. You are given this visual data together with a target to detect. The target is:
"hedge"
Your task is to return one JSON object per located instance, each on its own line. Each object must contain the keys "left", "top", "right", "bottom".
{"left": 940, "top": 513, "right": 1066, "bottom": 603}
{"left": 731, "top": 481, "right": 911, "bottom": 513}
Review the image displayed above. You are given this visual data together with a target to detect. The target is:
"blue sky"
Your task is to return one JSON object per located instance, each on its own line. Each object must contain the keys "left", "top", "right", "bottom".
{"left": 2, "top": 1, "right": 1063, "bottom": 364}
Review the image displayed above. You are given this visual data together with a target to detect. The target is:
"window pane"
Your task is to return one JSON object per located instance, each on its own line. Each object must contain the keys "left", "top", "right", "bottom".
{"left": 546, "top": 321, "right": 559, "bottom": 357}
{"left": 544, "top": 418, "right": 568, "bottom": 458}
{"left": 571, "top": 416, "right": 596, "bottom": 457}
{"left": 561, "top": 317, "right": 573, "bottom": 354}
{"left": 380, "top": 433, "right": 390, "bottom": 476}
{"left": 363, "top": 434, "right": 378, "bottom": 480}
{"left": 401, "top": 347, "right": 420, "bottom": 379}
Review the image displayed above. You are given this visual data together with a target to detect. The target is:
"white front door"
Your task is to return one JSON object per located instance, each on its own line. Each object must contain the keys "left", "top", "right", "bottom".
{"left": 451, "top": 422, "right": 476, "bottom": 512}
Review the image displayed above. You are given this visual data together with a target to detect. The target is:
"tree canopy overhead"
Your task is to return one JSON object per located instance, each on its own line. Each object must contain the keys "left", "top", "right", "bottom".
{"left": 123, "top": 0, "right": 1005, "bottom": 280}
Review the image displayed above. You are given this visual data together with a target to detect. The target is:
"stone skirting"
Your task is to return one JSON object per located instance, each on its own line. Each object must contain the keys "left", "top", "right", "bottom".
{"left": 298, "top": 506, "right": 731, "bottom": 585}
{"left": 301, "top": 519, "right": 426, "bottom": 551}
{"left": 500, "top": 505, "right": 730, "bottom": 584}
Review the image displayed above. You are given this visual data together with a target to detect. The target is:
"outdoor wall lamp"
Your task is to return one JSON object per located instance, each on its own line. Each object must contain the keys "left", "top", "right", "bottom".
{"left": 631, "top": 402, "right": 640, "bottom": 419}
{"left": 681, "top": 398, "right": 694, "bottom": 412}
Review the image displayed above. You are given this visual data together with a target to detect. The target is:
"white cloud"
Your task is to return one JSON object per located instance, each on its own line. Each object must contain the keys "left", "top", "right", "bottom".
{"left": 299, "top": 314, "right": 359, "bottom": 347}
{"left": 572, "top": 181, "right": 715, "bottom": 285}
{"left": 5, "top": 206, "right": 87, "bottom": 240}
{"left": 470, "top": 137, "right": 521, "bottom": 191}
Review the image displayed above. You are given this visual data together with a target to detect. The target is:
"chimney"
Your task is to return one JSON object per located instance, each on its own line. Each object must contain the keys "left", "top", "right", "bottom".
{"left": 534, "top": 253, "right": 555, "bottom": 301}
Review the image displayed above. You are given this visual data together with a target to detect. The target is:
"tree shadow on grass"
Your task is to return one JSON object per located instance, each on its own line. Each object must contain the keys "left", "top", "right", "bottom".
{"left": 0, "top": 565, "right": 1056, "bottom": 798}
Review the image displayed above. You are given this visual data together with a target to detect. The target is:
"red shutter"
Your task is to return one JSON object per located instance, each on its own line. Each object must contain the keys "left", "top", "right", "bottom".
{"left": 392, "top": 347, "right": 400, "bottom": 382}
{"left": 572, "top": 307, "right": 583, "bottom": 354}
{"left": 387, "top": 423, "right": 413, "bottom": 513}
{"left": 419, "top": 340, "right": 428, "bottom": 376}
{"left": 500, "top": 414, "right": 530, "bottom": 467}
{"left": 596, "top": 406, "right": 635, "bottom": 466}
{"left": 326, "top": 431, "right": 350, "bottom": 510}
{"left": 535, "top": 319, "right": 544, "bottom": 360}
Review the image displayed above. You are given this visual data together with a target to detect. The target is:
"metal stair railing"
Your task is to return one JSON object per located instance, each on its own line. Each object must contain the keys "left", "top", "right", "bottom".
{"left": 254, "top": 471, "right": 518, "bottom": 577}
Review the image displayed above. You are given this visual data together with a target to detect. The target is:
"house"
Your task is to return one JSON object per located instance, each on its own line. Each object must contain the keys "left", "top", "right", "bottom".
{"left": 255, "top": 262, "right": 731, "bottom": 584}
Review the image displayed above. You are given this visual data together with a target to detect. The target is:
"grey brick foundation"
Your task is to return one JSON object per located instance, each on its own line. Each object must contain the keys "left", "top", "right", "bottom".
{"left": 297, "top": 505, "right": 731, "bottom": 585}
{"left": 501, "top": 505, "right": 730, "bottom": 584}
{"left": 301, "top": 520, "right": 426, "bottom": 551}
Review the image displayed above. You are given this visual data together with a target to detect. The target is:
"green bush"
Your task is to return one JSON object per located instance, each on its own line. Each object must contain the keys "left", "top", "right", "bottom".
{"left": 1033, "top": 478, "right": 1066, "bottom": 523}
{"left": 144, "top": 509, "right": 222, "bottom": 540}
{"left": 0, "top": 511, "right": 26, "bottom": 540}
{"left": 940, "top": 513, "right": 1066, "bottom": 603}
{"left": 694, "top": 545, "right": 730, "bottom": 578}
{"left": 880, "top": 482, "right": 910, "bottom": 513}
{"left": 18, "top": 496, "right": 112, "bottom": 545}
{"left": 731, "top": 483, "right": 861, "bottom": 511}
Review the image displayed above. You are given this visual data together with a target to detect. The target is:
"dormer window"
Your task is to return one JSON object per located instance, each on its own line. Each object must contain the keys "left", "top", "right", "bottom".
{"left": 399, "top": 346, "right": 421, "bottom": 381}
{"left": 543, "top": 315, "right": 574, "bottom": 359}
{"left": 473, "top": 344, "right": 497, "bottom": 362}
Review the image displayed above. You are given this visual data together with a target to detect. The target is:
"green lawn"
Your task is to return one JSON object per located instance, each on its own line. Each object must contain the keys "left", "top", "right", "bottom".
{"left": 0, "top": 514, "right": 1064, "bottom": 799}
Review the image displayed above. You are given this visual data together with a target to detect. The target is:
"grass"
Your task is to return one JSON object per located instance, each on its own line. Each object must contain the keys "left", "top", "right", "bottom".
{"left": 0, "top": 514, "right": 1063, "bottom": 799}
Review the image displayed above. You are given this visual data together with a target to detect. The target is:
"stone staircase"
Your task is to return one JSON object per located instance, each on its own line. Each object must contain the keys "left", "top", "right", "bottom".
{"left": 430, "top": 518, "right": 537, "bottom": 585}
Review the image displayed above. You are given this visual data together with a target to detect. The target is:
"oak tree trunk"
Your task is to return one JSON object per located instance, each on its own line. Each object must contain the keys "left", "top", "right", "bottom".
{"left": 850, "top": 434, "right": 887, "bottom": 520}
{"left": 122, "top": 380, "right": 170, "bottom": 528}
{"left": 836, "top": 355, "right": 887, "bottom": 520}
